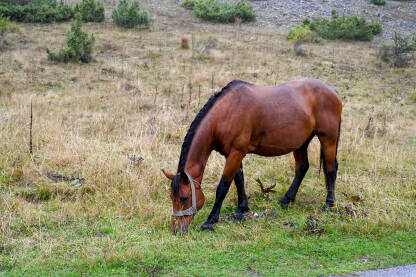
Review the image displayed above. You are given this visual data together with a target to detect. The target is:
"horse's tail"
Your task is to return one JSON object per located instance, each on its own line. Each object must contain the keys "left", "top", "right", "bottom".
{"left": 319, "top": 149, "right": 324, "bottom": 179}
{"left": 335, "top": 118, "right": 341, "bottom": 158}
{"left": 319, "top": 118, "right": 341, "bottom": 178}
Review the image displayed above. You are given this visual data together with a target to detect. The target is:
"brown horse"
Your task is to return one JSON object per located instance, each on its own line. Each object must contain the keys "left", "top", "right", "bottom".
{"left": 163, "top": 78, "right": 342, "bottom": 234}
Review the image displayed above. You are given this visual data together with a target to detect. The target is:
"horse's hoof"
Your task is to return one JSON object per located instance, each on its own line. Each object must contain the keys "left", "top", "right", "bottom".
{"left": 279, "top": 197, "right": 292, "bottom": 208}
{"left": 232, "top": 212, "right": 245, "bottom": 222}
{"left": 200, "top": 223, "right": 215, "bottom": 232}
{"left": 279, "top": 202, "right": 289, "bottom": 208}
{"left": 322, "top": 203, "right": 334, "bottom": 212}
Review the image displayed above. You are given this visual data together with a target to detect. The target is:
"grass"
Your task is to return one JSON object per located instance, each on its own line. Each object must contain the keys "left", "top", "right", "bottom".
{"left": 1, "top": 217, "right": 416, "bottom": 276}
{"left": 0, "top": 1, "right": 415, "bottom": 275}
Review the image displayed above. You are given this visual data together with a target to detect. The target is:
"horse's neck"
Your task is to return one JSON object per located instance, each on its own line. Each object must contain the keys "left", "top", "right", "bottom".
{"left": 183, "top": 125, "right": 214, "bottom": 184}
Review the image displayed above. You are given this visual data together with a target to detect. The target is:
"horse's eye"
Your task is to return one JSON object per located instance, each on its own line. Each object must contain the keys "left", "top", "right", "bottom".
{"left": 180, "top": 197, "right": 190, "bottom": 202}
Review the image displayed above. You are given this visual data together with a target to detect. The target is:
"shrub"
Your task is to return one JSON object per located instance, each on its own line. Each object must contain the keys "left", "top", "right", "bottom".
{"left": 181, "top": 0, "right": 197, "bottom": 10}
{"left": 304, "top": 11, "right": 382, "bottom": 41}
{"left": 293, "top": 42, "right": 306, "bottom": 56}
{"left": 46, "top": 13, "right": 95, "bottom": 63}
{"left": 0, "top": 0, "right": 74, "bottom": 23}
{"left": 185, "top": 0, "right": 255, "bottom": 23}
{"left": 286, "top": 24, "right": 312, "bottom": 43}
{"left": 74, "top": 0, "right": 104, "bottom": 22}
{"left": 371, "top": 0, "right": 386, "bottom": 5}
{"left": 112, "top": 0, "right": 149, "bottom": 29}
{"left": 378, "top": 32, "right": 415, "bottom": 67}
{"left": 0, "top": 15, "right": 18, "bottom": 50}
{"left": 0, "top": 14, "right": 17, "bottom": 32}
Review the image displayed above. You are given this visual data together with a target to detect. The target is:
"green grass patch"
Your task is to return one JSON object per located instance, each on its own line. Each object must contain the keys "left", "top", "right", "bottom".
{"left": 1, "top": 216, "right": 415, "bottom": 276}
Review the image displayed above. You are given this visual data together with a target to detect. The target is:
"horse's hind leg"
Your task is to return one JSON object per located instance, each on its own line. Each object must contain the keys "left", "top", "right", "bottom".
{"left": 279, "top": 134, "right": 314, "bottom": 208}
{"left": 232, "top": 165, "right": 249, "bottom": 221}
{"left": 318, "top": 134, "right": 339, "bottom": 208}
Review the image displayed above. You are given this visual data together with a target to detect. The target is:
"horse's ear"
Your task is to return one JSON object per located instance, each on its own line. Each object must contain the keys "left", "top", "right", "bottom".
{"left": 162, "top": 169, "right": 175, "bottom": 180}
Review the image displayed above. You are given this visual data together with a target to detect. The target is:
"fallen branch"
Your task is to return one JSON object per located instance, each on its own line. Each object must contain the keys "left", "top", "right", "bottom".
{"left": 255, "top": 178, "right": 276, "bottom": 194}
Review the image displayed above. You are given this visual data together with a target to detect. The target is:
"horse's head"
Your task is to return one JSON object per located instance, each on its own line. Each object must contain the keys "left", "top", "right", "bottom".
{"left": 163, "top": 170, "right": 205, "bottom": 234}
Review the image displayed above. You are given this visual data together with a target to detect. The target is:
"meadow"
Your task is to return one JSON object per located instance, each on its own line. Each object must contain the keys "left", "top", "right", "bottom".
{"left": 0, "top": 2, "right": 416, "bottom": 275}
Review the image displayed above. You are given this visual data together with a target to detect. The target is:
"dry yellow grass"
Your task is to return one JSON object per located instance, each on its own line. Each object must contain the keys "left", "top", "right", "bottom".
{"left": 0, "top": 8, "right": 415, "bottom": 274}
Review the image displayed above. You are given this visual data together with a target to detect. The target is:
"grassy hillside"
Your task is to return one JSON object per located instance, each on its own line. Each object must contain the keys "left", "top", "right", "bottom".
{"left": 0, "top": 2, "right": 415, "bottom": 275}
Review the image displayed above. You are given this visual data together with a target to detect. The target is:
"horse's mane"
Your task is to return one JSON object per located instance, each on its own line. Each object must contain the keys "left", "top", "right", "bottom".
{"left": 172, "top": 80, "right": 245, "bottom": 196}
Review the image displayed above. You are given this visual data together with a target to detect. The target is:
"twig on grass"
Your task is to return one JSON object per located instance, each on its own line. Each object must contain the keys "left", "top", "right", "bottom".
{"left": 255, "top": 178, "right": 276, "bottom": 194}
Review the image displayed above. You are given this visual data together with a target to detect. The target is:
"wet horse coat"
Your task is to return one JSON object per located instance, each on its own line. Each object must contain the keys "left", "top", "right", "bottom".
{"left": 163, "top": 78, "right": 342, "bottom": 234}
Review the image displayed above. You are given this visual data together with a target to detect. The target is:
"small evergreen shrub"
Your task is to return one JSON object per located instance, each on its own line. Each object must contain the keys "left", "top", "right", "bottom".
{"left": 371, "top": 0, "right": 386, "bottom": 5}
{"left": 378, "top": 32, "right": 415, "bottom": 67}
{"left": 286, "top": 24, "right": 312, "bottom": 43}
{"left": 183, "top": 0, "right": 255, "bottom": 23}
{"left": 181, "top": 0, "right": 197, "bottom": 10}
{"left": 303, "top": 11, "right": 382, "bottom": 41}
{"left": 74, "top": 0, "right": 104, "bottom": 22}
{"left": 46, "top": 13, "right": 95, "bottom": 63}
{"left": 0, "top": 15, "right": 18, "bottom": 50}
{"left": 0, "top": 0, "right": 74, "bottom": 23}
{"left": 112, "top": 0, "right": 149, "bottom": 29}
{"left": 0, "top": 14, "right": 17, "bottom": 32}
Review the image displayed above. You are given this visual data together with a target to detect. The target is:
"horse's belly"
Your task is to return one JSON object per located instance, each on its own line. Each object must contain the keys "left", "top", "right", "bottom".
{"left": 248, "top": 123, "right": 314, "bottom": 156}
{"left": 248, "top": 145, "right": 295, "bottom": 156}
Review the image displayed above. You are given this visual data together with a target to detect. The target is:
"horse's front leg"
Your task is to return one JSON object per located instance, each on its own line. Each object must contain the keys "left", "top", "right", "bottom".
{"left": 232, "top": 165, "right": 249, "bottom": 221}
{"left": 201, "top": 151, "right": 245, "bottom": 232}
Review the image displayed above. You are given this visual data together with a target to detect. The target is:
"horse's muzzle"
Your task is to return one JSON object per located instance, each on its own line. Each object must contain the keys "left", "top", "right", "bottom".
{"left": 171, "top": 216, "right": 191, "bottom": 235}
{"left": 174, "top": 222, "right": 189, "bottom": 235}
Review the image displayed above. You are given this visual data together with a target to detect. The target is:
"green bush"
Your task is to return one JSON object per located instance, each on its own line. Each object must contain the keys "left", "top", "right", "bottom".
{"left": 181, "top": 0, "right": 197, "bottom": 10}
{"left": 74, "top": 0, "right": 104, "bottom": 22}
{"left": 371, "top": 0, "right": 386, "bottom": 5}
{"left": 304, "top": 11, "right": 382, "bottom": 41}
{"left": 112, "top": 0, "right": 149, "bottom": 29}
{"left": 0, "top": 14, "right": 17, "bottom": 31}
{"left": 0, "top": 15, "right": 18, "bottom": 50}
{"left": 184, "top": 0, "right": 255, "bottom": 23}
{"left": 46, "top": 13, "right": 95, "bottom": 63}
{"left": 0, "top": 0, "right": 74, "bottom": 23}
{"left": 286, "top": 24, "right": 313, "bottom": 43}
